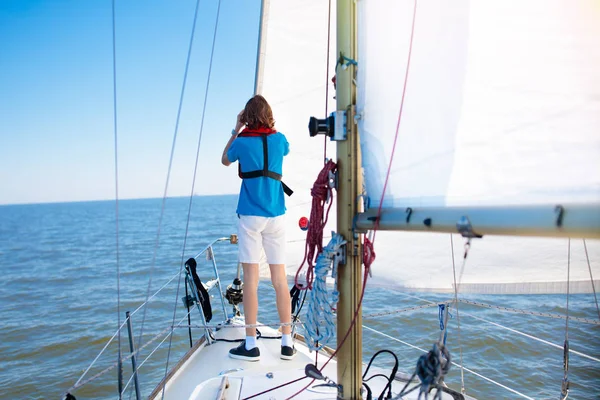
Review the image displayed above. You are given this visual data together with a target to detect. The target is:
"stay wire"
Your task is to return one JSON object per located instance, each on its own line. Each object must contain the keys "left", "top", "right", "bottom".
{"left": 323, "top": 0, "right": 332, "bottom": 163}
{"left": 134, "top": 0, "right": 205, "bottom": 355}
{"left": 583, "top": 239, "right": 600, "bottom": 320}
{"left": 372, "top": 0, "right": 418, "bottom": 244}
{"left": 110, "top": 0, "right": 123, "bottom": 397}
{"left": 450, "top": 234, "right": 466, "bottom": 394}
{"left": 565, "top": 238, "right": 571, "bottom": 342}
{"left": 159, "top": 1, "right": 222, "bottom": 400}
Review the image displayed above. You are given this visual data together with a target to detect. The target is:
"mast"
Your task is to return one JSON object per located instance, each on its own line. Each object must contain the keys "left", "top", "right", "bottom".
{"left": 253, "top": 0, "right": 269, "bottom": 95}
{"left": 336, "top": 1, "right": 363, "bottom": 399}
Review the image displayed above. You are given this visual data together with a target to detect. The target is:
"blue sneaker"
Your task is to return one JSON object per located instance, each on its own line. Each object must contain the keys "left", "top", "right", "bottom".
{"left": 281, "top": 345, "right": 296, "bottom": 360}
{"left": 229, "top": 341, "right": 260, "bottom": 361}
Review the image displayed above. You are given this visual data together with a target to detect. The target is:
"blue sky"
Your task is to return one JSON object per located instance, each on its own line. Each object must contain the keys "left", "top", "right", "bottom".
{"left": 0, "top": 0, "right": 261, "bottom": 205}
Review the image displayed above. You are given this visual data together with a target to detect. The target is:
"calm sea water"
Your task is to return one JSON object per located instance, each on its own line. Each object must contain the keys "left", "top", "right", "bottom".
{"left": 0, "top": 196, "right": 598, "bottom": 400}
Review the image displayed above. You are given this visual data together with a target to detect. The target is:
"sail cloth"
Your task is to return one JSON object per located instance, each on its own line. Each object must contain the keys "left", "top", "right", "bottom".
{"left": 357, "top": 0, "right": 600, "bottom": 207}
{"left": 356, "top": 0, "right": 600, "bottom": 292}
{"left": 253, "top": 1, "right": 338, "bottom": 279}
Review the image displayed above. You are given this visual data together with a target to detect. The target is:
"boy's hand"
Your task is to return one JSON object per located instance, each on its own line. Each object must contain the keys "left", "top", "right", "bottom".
{"left": 234, "top": 110, "right": 244, "bottom": 132}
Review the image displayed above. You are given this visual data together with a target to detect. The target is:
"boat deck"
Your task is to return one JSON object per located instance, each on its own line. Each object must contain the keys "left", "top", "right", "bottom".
{"left": 150, "top": 317, "right": 471, "bottom": 400}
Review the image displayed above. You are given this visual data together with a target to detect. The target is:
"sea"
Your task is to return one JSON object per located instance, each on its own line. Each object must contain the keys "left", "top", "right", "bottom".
{"left": 0, "top": 196, "right": 598, "bottom": 400}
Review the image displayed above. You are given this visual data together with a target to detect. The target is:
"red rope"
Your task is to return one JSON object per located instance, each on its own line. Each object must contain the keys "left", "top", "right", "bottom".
{"left": 323, "top": 0, "right": 332, "bottom": 164}
{"left": 373, "top": 0, "right": 418, "bottom": 243}
{"left": 288, "top": 1, "right": 418, "bottom": 398}
{"left": 294, "top": 159, "right": 337, "bottom": 291}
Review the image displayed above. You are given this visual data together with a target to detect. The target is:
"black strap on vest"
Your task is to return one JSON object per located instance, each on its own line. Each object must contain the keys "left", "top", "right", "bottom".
{"left": 239, "top": 134, "right": 293, "bottom": 196}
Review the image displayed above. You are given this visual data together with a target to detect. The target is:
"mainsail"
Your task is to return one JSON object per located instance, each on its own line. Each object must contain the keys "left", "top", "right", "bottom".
{"left": 254, "top": 0, "right": 599, "bottom": 292}
{"left": 355, "top": 0, "right": 600, "bottom": 293}
{"left": 254, "top": 0, "right": 338, "bottom": 279}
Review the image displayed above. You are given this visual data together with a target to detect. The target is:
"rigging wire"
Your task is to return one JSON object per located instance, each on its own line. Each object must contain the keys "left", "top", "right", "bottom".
{"left": 583, "top": 239, "right": 600, "bottom": 320}
{"left": 560, "top": 238, "right": 571, "bottom": 400}
{"left": 133, "top": 0, "right": 204, "bottom": 357}
{"left": 158, "top": 1, "right": 222, "bottom": 400}
{"left": 323, "top": 0, "right": 332, "bottom": 164}
{"left": 363, "top": 325, "right": 535, "bottom": 400}
{"left": 110, "top": 0, "right": 123, "bottom": 397}
{"left": 450, "top": 234, "right": 466, "bottom": 394}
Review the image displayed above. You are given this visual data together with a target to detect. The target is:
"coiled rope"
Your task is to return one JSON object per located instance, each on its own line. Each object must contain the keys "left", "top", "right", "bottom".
{"left": 304, "top": 233, "right": 345, "bottom": 351}
{"left": 294, "top": 159, "right": 337, "bottom": 290}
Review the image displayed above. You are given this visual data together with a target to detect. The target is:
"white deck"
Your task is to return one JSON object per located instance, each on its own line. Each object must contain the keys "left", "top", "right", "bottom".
{"left": 150, "top": 317, "right": 471, "bottom": 400}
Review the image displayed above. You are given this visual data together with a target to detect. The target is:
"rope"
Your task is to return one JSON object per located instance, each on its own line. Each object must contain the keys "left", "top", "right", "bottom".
{"left": 363, "top": 325, "right": 535, "bottom": 400}
{"left": 583, "top": 239, "right": 600, "bottom": 320}
{"left": 294, "top": 160, "right": 337, "bottom": 290}
{"left": 64, "top": 321, "right": 185, "bottom": 396}
{"left": 109, "top": 0, "right": 123, "bottom": 396}
{"left": 363, "top": 303, "right": 439, "bottom": 319}
{"left": 70, "top": 271, "right": 180, "bottom": 392}
{"left": 371, "top": 0, "right": 418, "bottom": 243}
{"left": 160, "top": 2, "right": 222, "bottom": 400}
{"left": 122, "top": 309, "right": 194, "bottom": 394}
{"left": 561, "top": 238, "right": 571, "bottom": 400}
{"left": 450, "top": 234, "right": 466, "bottom": 394}
{"left": 304, "top": 233, "right": 345, "bottom": 351}
{"left": 323, "top": 0, "right": 332, "bottom": 164}
{"left": 396, "top": 343, "right": 451, "bottom": 400}
{"left": 173, "top": 320, "right": 303, "bottom": 330}
{"left": 134, "top": 0, "right": 204, "bottom": 357}
{"left": 456, "top": 299, "right": 600, "bottom": 325}
{"left": 459, "top": 309, "right": 600, "bottom": 363}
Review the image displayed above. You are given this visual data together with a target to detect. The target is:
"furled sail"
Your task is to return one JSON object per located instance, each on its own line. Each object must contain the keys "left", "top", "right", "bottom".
{"left": 356, "top": 0, "right": 600, "bottom": 292}
{"left": 254, "top": 0, "right": 338, "bottom": 279}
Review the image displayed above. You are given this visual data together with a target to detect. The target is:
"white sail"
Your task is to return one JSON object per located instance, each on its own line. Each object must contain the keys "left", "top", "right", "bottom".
{"left": 356, "top": 0, "right": 600, "bottom": 292}
{"left": 358, "top": 0, "right": 600, "bottom": 207}
{"left": 254, "top": 0, "right": 338, "bottom": 279}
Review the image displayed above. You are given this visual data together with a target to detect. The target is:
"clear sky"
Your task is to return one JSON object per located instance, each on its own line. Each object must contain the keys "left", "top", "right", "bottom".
{"left": 0, "top": 0, "right": 261, "bottom": 205}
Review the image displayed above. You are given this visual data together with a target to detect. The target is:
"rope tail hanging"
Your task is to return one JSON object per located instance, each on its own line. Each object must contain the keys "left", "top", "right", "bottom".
{"left": 304, "top": 233, "right": 346, "bottom": 351}
{"left": 394, "top": 342, "right": 452, "bottom": 400}
{"left": 294, "top": 159, "right": 337, "bottom": 290}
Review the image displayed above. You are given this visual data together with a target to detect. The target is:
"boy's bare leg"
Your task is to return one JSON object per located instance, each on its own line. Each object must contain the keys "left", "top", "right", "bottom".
{"left": 242, "top": 263, "right": 259, "bottom": 337}
{"left": 269, "top": 263, "right": 292, "bottom": 335}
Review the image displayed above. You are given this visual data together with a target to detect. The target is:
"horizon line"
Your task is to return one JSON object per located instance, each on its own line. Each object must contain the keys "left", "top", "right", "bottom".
{"left": 0, "top": 193, "right": 239, "bottom": 207}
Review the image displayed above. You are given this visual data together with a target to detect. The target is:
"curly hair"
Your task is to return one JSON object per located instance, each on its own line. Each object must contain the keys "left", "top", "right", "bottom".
{"left": 240, "top": 95, "right": 275, "bottom": 130}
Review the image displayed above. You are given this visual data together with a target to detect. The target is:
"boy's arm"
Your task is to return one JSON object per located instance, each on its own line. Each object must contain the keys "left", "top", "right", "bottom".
{"left": 222, "top": 111, "right": 244, "bottom": 166}
{"left": 221, "top": 132, "right": 238, "bottom": 166}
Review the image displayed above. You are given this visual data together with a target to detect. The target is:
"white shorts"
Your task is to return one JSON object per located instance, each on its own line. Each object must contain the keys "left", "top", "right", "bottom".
{"left": 238, "top": 215, "right": 286, "bottom": 264}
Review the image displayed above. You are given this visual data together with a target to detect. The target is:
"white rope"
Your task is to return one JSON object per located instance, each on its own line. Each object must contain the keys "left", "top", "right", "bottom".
{"left": 122, "top": 309, "right": 194, "bottom": 394}
{"left": 70, "top": 270, "right": 181, "bottom": 391}
{"left": 363, "top": 325, "right": 535, "bottom": 400}
{"left": 129, "top": 271, "right": 180, "bottom": 318}
{"left": 457, "top": 299, "right": 600, "bottom": 325}
{"left": 363, "top": 303, "right": 439, "bottom": 318}
{"left": 583, "top": 239, "right": 600, "bottom": 321}
{"left": 172, "top": 320, "right": 304, "bottom": 329}
{"left": 72, "top": 318, "right": 129, "bottom": 389}
{"left": 65, "top": 323, "right": 177, "bottom": 395}
{"left": 109, "top": 0, "right": 123, "bottom": 395}
{"left": 450, "top": 234, "right": 466, "bottom": 394}
{"left": 561, "top": 239, "right": 571, "bottom": 400}
{"left": 304, "top": 232, "right": 345, "bottom": 351}
{"left": 461, "top": 310, "right": 600, "bottom": 363}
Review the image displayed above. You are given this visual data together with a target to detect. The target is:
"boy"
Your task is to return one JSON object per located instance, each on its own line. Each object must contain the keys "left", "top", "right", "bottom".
{"left": 221, "top": 95, "right": 295, "bottom": 361}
